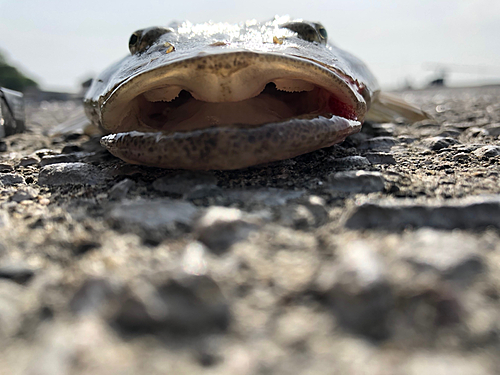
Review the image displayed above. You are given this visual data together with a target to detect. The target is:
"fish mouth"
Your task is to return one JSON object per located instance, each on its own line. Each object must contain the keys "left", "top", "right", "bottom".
{"left": 99, "top": 52, "right": 366, "bottom": 170}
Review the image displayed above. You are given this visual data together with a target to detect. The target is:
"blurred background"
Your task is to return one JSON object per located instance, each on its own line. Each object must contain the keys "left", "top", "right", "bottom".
{"left": 1, "top": 0, "right": 499, "bottom": 95}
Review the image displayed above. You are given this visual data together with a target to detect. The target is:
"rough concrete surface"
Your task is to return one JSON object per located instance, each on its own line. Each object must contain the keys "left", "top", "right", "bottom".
{"left": 0, "top": 86, "right": 499, "bottom": 374}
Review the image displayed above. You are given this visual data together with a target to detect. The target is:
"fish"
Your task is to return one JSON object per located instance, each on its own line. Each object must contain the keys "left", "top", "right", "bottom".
{"left": 80, "top": 16, "right": 427, "bottom": 170}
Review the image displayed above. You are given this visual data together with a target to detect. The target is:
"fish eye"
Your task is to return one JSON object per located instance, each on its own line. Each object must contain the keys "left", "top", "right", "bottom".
{"left": 128, "top": 27, "right": 173, "bottom": 55}
{"left": 281, "top": 21, "right": 327, "bottom": 45}
{"left": 129, "top": 33, "right": 139, "bottom": 47}
{"left": 317, "top": 26, "right": 328, "bottom": 41}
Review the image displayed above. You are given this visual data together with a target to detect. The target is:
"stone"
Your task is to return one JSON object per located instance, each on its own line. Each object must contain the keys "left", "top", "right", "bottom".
{"left": 34, "top": 148, "right": 59, "bottom": 157}
{"left": 484, "top": 123, "right": 500, "bottom": 136}
{"left": 0, "top": 211, "right": 9, "bottom": 228}
{"left": 224, "top": 188, "right": 305, "bottom": 206}
{"left": 437, "top": 128, "right": 461, "bottom": 138}
{"left": 0, "top": 264, "right": 35, "bottom": 285}
{"left": 0, "top": 141, "right": 7, "bottom": 152}
{"left": 152, "top": 171, "right": 218, "bottom": 196}
{"left": 344, "top": 195, "right": 500, "bottom": 230}
{"left": 319, "top": 240, "right": 393, "bottom": 340}
{"left": 453, "top": 152, "right": 470, "bottom": 163}
{"left": 364, "top": 152, "right": 396, "bottom": 165}
{"left": 327, "top": 171, "right": 385, "bottom": 194}
{"left": 357, "top": 136, "right": 399, "bottom": 150}
{"left": 108, "top": 179, "right": 135, "bottom": 200}
{"left": 472, "top": 145, "right": 500, "bottom": 159}
{"left": 0, "top": 163, "right": 13, "bottom": 172}
{"left": 11, "top": 187, "right": 39, "bottom": 202}
{"left": 272, "top": 248, "right": 320, "bottom": 293}
{"left": 0, "top": 173, "right": 25, "bottom": 186}
{"left": 0, "top": 280, "right": 24, "bottom": 338}
{"left": 332, "top": 156, "right": 370, "bottom": 169}
{"left": 301, "top": 196, "right": 329, "bottom": 225}
{"left": 401, "top": 229, "right": 485, "bottom": 286}
{"left": 466, "top": 127, "right": 489, "bottom": 137}
{"left": 61, "top": 144, "right": 83, "bottom": 153}
{"left": 278, "top": 196, "right": 329, "bottom": 229}
{"left": 70, "top": 278, "right": 118, "bottom": 315}
{"left": 107, "top": 199, "right": 198, "bottom": 241}
{"left": 112, "top": 275, "right": 230, "bottom": 334}
{"left": 196, "top": 206, "right": 260, "bottom": 254}
{"left": 182, "top": 242, "right": 208, "bottom": 276}
{"left": 403, "top": 353, "right": 492, "bottom": 375}
{"left": 184, "top": 185, "right": 223, "bottom": 200}
{"left": 398, "top": 135, "right": 416, "bottom": 144}
{"left": 39, "top": 152, "right": 92, "bottom": 167}
{"left": 362, "top": 122, "right": 396, "bottom": 136}
{"left": 421, "top": 136, "right": 459, "bottom": 151}
{"left": 18, "top": 156, "right": 40, "bottom": 166}
{"left": 38, "top": 162, "right": 107, "bottom": 186}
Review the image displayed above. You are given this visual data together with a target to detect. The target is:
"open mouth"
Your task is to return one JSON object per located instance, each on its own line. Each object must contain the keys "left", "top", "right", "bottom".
{"left": 99, "top": 53, "right": 365, "bottom": 170}
{"left": 118, "top": 80, "right": 358, "bottom": 134}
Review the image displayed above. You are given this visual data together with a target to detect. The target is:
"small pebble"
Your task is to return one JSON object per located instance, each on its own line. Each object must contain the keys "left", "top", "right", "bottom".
{"left": 39, "top": 152, "right": 90, "bottom": 167}
{"left": 0, "top": 264, "right": 36, "bottom": 285}
{"left": 358, "top": 136, "right": 399, "bottom": 150}
{"left": 402, "top": 229, "right": 485, "bottom": 286}
{"left": 152, "top": 171, "right": 218, "bottom": 195}
{"left": 107, "top": 199, "right": 198, "bottom": 241}
{"left": 112, "top": 275, "right": 230, "bottom": 334}
{"left": 11, "top": 187, "right": 39, "bottom": 202}
{"left": 18, "top": 156, "right": 40, "bottom": 167}
{"left": 0, "top": 173, "right": 25, "bottom": 186}
{"left": 34, "top": 148, "right": 58, "bottom": 157}
{"left": 332, "top": 156, "right": 370, "bottom": 169}
{"left": 484, "top": 123, "right": 500, "bottom": 136}
{"left": 321, "top": 240, "right": 393, "bottom": 340}
{"left": 224, "top": 188, "right": 305, "bottom": 206}
{"left": 472, "top": 145, "right": 500, "bottom": 159}
{"left": 38, "top": 162, "right": 107, "bottom": 186}
{"left": 0, "top": 211, "right": 9, "bottom": 228}
{"left": 61, "top": 144, "right": 84, "bottom": 153}
{"left": 0, "top": 163, "right": 13, "bottom": 172}
{"left": 196, "top": 206, "right": 260, "bottom": 254}
{"left": 364, "top": 152, "right": 396, "bottom": 165}
{"left": 345, "top": 195, "right": 500, "bottom": 230}
{"left": 108, "top": 179, "right": 135, "bottom": 200}
{"left": 421, "top": 136, "right": 459, "bottom": 151}
{"left": 327, "top": 171, "right": 385, "bottom": 194}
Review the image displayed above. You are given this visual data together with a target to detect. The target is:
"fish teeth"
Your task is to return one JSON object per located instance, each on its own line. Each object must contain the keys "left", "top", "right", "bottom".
{"left": 273, "top": 79, "right": 315, "bottom": 93}
{"left": 143, "top": 86, "right": 182, "bottom": 102}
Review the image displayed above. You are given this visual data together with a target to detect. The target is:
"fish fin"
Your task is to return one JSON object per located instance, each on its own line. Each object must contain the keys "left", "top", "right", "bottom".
{"left": 49, "top": 107, "right": 100, "bottom": 136}
{"left": 366, "top": 91, "right": 430, "bottom": 123}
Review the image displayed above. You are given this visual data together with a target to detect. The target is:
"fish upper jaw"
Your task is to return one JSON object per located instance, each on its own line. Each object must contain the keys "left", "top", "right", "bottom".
{"left": 98, "top": 51, "right": 366, "bottom": 134}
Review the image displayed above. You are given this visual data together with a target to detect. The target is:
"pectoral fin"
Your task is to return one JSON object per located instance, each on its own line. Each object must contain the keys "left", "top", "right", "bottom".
{"left": 366, "top": 91, "right": 430, "bottom": 123}
{"left": 49, "top": 106, "right": 100, "bottom": 136}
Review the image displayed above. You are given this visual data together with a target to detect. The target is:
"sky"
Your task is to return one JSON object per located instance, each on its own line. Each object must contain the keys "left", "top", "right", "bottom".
{"left": 1, "top": 0, "right": 499, "bottom": 92}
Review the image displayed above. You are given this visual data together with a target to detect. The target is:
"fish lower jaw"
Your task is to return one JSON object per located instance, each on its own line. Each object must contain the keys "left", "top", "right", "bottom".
{"left": 100, "top": 114, "right": 361, "bottom": 170}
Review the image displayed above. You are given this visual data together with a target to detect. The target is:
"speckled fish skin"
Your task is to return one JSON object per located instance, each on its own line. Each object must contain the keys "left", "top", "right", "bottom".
{"left": 85, "top": 16, "right": 380, "bottom": 170}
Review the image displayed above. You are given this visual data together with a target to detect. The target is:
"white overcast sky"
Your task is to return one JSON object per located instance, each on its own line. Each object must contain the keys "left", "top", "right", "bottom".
{"left": 1, "top": 0, "right": 499, "bottom": 92}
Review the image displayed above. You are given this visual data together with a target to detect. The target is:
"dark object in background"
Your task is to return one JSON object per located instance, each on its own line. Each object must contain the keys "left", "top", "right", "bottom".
{"left": 0, "top": 87, "right": 25, "bottom": 138}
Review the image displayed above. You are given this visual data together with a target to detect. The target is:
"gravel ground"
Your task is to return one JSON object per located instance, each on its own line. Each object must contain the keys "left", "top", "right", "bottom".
{"left": 0, "top": 85, "right": 499, "bottom": 374}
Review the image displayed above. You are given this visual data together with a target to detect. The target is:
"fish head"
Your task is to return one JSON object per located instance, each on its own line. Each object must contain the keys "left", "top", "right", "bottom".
{"left": 86, "top": 16, "right": 379, "bottom": 170}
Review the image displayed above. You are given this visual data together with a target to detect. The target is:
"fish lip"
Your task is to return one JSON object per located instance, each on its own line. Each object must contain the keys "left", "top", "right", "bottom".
{"left": 98, "top": 51, "right": 367, "bottom": 133}
{"left": 100, "top": 114, "right": 362, "bottom": 170}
